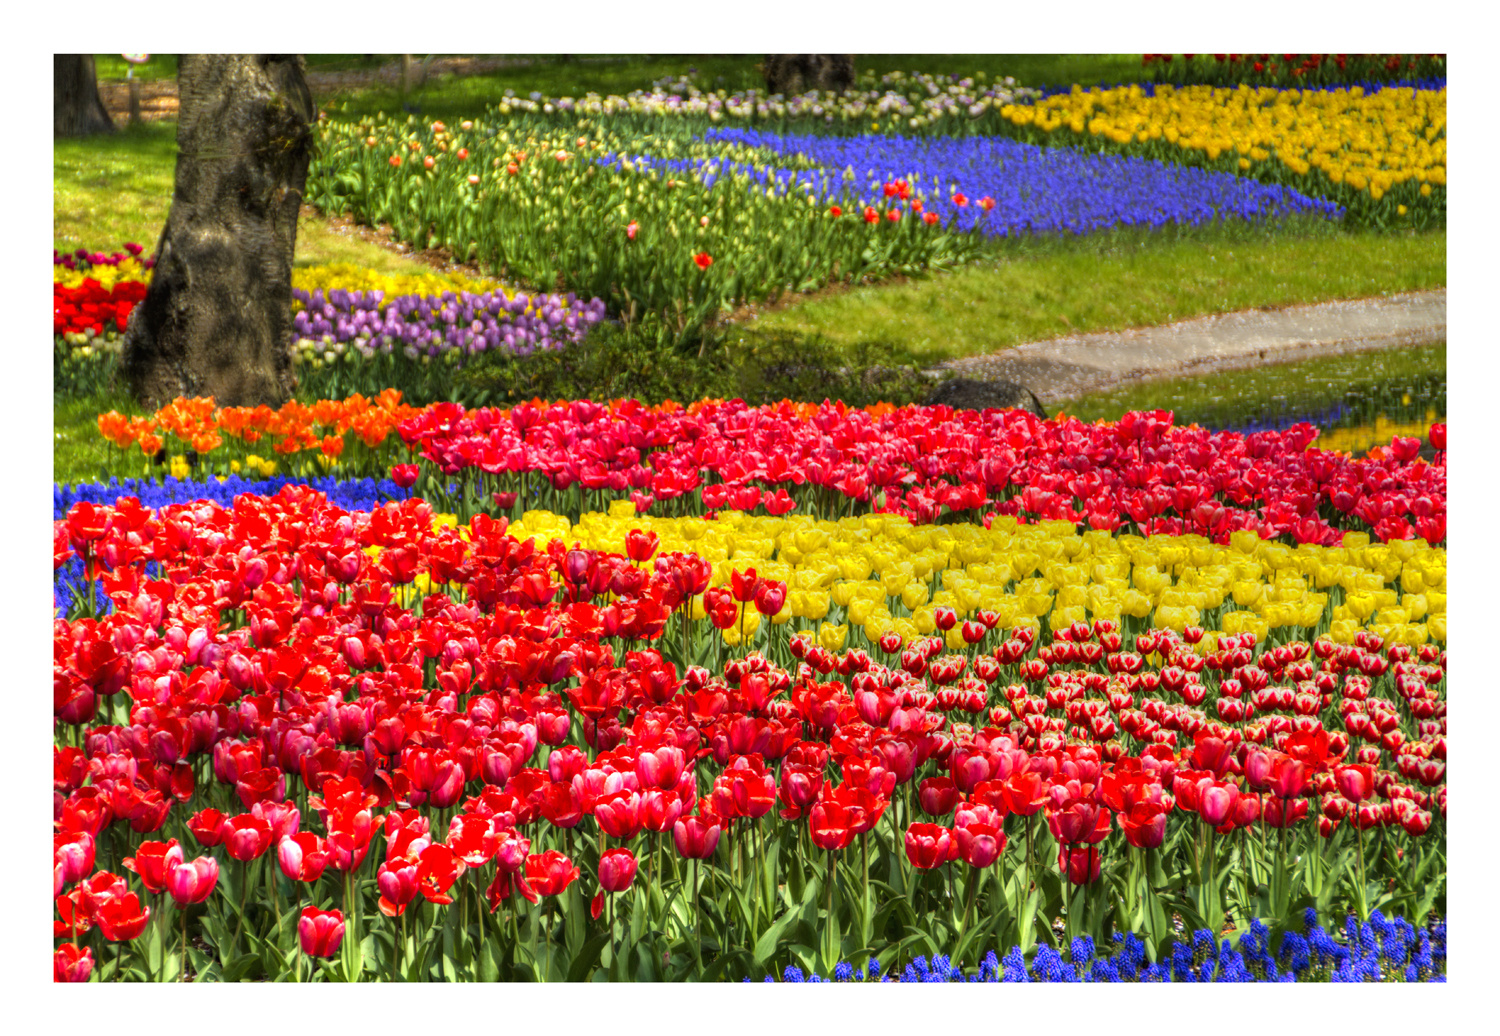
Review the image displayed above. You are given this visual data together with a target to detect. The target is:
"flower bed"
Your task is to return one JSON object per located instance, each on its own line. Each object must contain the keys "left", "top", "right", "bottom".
{"left": 96, "top": 396, "right": 1447, "bottom": 547}
{"left": 997, "top": 83, "right": 1445, "bottom": 227}
{"left": 1141, "top": 54, "right": 1445, "bottom": 90}
{"left": 53, "top": 477, "right": 1444, "bottom": 981}
{"left": 759, "top": 909, "right": 1445, "bottom": 981}
{"left": 54, "top": 250, "right": 609, "bottom": 404}
{"left": 692, "top": 127, "right": 1342, "bottom": 237}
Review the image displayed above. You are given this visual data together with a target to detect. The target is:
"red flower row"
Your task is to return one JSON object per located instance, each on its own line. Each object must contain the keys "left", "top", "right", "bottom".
{"left": 54, "top": 278, "right": 147, "bottom": 337}
{"left": 398, "top": 400, "right": 1446, "bottom": 543}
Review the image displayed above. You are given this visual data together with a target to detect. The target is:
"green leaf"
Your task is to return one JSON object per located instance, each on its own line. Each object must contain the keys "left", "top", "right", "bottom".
{"left": 221, "top": 952, "right": 260, "bottom": 982}
{"left": 701, "top": 947, "right": 751, "bottom": 983}
{"left": 565, "top": 932, "right": 613, "bottom": 983}
{"left": 752, "top": 906, "right": 801, "bottom": 969}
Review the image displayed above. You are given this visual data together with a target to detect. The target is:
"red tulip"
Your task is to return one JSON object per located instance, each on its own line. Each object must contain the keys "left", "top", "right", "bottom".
{"left": 904, "top": 823, "right": 958, "bottom": 869}
{"left": 222, "top": 814, "right": 273, "bottom": 861}
{"left": 1190, "top": 733, "right": 1234, "bottom": 778}
{"left": 1197, "top": 780, "right": 1241, "bottom": 826}
{"left": 54, "top": 831, "right": 97, "bottom": 886}
{"left": 1269, "top": 755, "right": 1308, "bottom": 799}
{"left": 1120, "top": 801, "right": 1169, "bottom": 849}
{"left": 165, "top": 854, "right": 219, "bottom": 907}
{"left": 808, "top": 797, "right": 862, "bottom": 852}
{"left": 415, "top": 843, "right": 466, "bottom": 905}
{"left": 595, "top": 788, "right": 646, "bottom": 840}
{"left": 54, "top": 944, "right": 94, "bottom": 983}
{"left": 448, "top": 814, "right": 500, "bottom": 867}
{"left": 377, "top": 856, "right": 420, "bottom": 917}
{"left": 524, "top": 850, "right": 580, "bottom": 897}
{"left": 96, "top": 891, "right": 151, "bottom": 942}
{"left": 1002, "top": 770, "right": 1051, "bottom": 817}
{"left": 539, "top": 780, "right": 585, "bottom": 829}
{"left": 390, "top": 463, "right": 419, "bottom": 488}
{"left": 625, "top": 528, "right": 659, "bottom": 562}
{"left": 1058, "top": 844, "right": 1102, "bottom": 885}
{"left": 298, "top": 906, "right": 345, "bottom": 958}
{"left": 1263, "top": 795, "right": 1310, "bottom": 828}
{"left": 598, "top": 847, "right": 639, "bottom": 892}
{"left": 1047, "top": 799, "right": 1111, "bottom": 846}
{"left": 278, "top": 833, "right": 330, "bottom": 883}
{"left": 1336, "top": 764, "right": 1376, "bottom": 804}
{"left": 955, "top": 821, "right": 1006, "bottom": 868}
{"left": 673, "top": 813, "right": 722, "bottom": 859}
{"left": 122, "top": 838, "right": 180, "bottom": 894}
{"left": 918, "top": 776, "right": 962, "bottom": 817}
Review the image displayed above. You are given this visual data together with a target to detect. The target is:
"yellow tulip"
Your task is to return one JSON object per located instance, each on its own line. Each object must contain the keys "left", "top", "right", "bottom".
{"left": 818, "top": 623, "right": 848, "bottom": 652}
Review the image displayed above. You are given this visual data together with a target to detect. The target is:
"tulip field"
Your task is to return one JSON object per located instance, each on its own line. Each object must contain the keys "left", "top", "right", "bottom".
{"left": 54, "top": 59, "right": 1446, "bottom": 983}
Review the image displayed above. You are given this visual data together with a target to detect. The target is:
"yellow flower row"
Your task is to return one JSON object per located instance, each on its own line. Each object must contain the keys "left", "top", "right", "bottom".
{"left": 55, "top": 261, "right": 504, "bottom": 301}
{"left": 288, "top": 262, "right": 508, "bottom": 300}
{"left": 1000, "top": 83, "right": 1445, "bottom": 200}
{"left": 1317, "top": 410, "right": 1441, "bottom": 457}
{"left": 474, "top": 502, "right": 1445, "bottom": 648}
{"left": 54, "top": 257, "right": 151, "bottom": 291}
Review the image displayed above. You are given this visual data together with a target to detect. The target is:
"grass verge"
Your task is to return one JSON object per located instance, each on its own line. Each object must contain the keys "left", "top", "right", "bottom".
{"left": 1054, "top": 341, "right": 1446, "bottom": 428}
{"left": 741, "top": 222, "right": 1446, "bottom": 365}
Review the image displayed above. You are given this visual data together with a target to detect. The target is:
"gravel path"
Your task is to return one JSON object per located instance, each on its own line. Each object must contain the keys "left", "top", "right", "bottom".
{"left": 934, "top": 289, "right": 1446, "bottom": 404}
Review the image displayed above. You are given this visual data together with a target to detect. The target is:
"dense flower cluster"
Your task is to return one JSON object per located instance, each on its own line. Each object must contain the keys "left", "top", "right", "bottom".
{"left": 54, "top": 278, "right": 147, "bottom": 338}
{"left": 396, "top": 399, "right": 1446, "bottom": 545}
{"left": 97, "top": 390, "right": 417, "bottom": 461}
{"left": 692, "top": 128, "right": 1342, "bottom": 235}
{"left": 307, "top": 116, "right": 989, "bottom": 342}
{"left": 999, "top": 83, "right": 1444, "bottom": 226}
{"left": 760, "top": 910, "right": 1446, "bottom": 981}
{"left": 290, "top": 262, "right": 506, "bottom": 300}
{"left": 1141, "top": 53, "right": 1446, "bottom": 90}
{"left": 452, "top": 70, "right": 1044, "bottom": 133}
{"left": 50, "top": 483, "right": 1446, "bottom": 981}
{"left": 291, "top": 286, "right": 608, "bottom": 364}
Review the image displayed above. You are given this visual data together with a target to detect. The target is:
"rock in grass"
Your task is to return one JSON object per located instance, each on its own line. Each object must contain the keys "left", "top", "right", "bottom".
{"left": 925, "top": 377, "right": 1047, "bottom": 418}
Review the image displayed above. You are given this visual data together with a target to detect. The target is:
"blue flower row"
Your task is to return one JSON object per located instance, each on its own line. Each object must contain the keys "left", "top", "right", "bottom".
{"left": 54, "top": 476, "right": 411, "bottom": 615}
{"left": 756, "top": 909, "right": 1445, "bottom": 983}
{"left": 601, "top": 129, "right": 1342, "bottom": 241}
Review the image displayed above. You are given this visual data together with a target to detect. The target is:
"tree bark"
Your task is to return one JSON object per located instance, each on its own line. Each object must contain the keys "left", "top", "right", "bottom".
{"left": 54, "top": 55, "right": 116, "bottom": 137}
{"left": 762, "top": 55, "right": 856, "bottom": 96}
{"left": 121, "top": 55, "right": 314, "bottom": 408}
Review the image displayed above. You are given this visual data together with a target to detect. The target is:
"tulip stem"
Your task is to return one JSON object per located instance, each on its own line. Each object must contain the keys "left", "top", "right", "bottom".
{"left": 234, "top": 862, "right": 248, "bottom": 956}
{"left": 180, "top": 908, "right": 188, "bottom": 983}
{"left": 1354, "top": 824, "right": 1369, "bottom": 920}
{"left": 693, "top": 858, "right": 703, "bottom": 977}
{"left": 960, "top": 865, "right": 977, "bottom": 944}
{"left": 824, "top": 849, "right": 836, "bottom": 971}
{"left": 393, "top": 912, "right": 404, "bottom": 983}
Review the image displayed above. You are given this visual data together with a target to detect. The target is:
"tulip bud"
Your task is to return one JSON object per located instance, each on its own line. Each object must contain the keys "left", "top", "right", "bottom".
{"left": 298, "top": 906, "right": 345, "bottom": 958}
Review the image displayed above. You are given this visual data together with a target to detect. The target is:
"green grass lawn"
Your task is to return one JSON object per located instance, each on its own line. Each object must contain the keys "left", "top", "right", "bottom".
{"left": 742, "top": 223, "right": 1447, "bottom": 365}
{"left": 54, "top": 121, "right": 453, "bottom": 275}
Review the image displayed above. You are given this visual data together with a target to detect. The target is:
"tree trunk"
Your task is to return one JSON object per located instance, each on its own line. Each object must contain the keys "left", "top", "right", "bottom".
{"left": 54, "top": 55, "right": 115, "bottom": 137}
{"left": 762, "top": 55, "right": 856, "bottom": 96}
{"left": 121, "top": 55, "right": 314, "bottom": 409}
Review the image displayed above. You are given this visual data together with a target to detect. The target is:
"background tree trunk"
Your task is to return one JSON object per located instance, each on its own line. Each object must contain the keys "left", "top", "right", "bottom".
{"left": 121, "top": 55, "right": 314, "bottom": 409}
{"left": 762, "top": 55, "right": 856, "bottom": 96}
{"left": 54, "top": 55, "right": 115, "bottom": 137}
